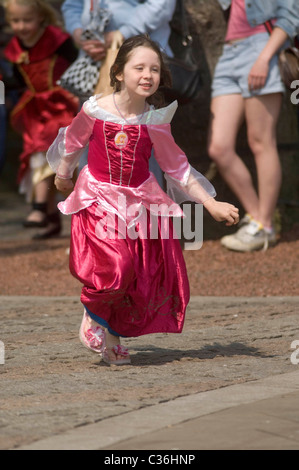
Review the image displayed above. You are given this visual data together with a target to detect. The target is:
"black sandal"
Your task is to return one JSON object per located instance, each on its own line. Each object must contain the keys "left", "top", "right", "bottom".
{"left": 23, "top": 202, "right": 48, "bottom": 228}
{"left": 32, "top": 211, "right": 62, "bottom": 240}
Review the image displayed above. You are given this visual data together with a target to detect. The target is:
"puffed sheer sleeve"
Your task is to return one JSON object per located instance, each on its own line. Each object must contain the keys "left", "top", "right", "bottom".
{"left": 147, "top": 123, "right": 216, "bottom": 204}
{"left": 46, "top": 104, "right": 96, "bottom": 179}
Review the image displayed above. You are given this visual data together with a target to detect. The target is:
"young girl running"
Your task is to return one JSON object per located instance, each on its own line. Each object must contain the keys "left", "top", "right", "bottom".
{"left": 4, "top": 0, "right": 78, "bottom": 238}
{"left": 47, "top": 35, "right": 239, "bottom": 365}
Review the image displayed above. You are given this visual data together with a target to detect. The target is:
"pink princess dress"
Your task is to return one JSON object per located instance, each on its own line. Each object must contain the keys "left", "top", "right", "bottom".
{"left": 46, "top": 97, "right": 216, "bottom": 337}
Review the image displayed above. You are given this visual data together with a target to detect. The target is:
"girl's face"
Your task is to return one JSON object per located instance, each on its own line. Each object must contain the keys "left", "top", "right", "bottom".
{"left": 7, "top": 2, "right": 45, "bottom": 46}
{"left": 117, "top": 46, "right": 161, "bottom": 98}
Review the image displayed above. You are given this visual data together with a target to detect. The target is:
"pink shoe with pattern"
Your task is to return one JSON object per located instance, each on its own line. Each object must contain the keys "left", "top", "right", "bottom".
{"left": 103, "top": 344, "right": 131, "bottom": 365}
{"left": 79, "top": 310, "right": 105, "bottom": 354}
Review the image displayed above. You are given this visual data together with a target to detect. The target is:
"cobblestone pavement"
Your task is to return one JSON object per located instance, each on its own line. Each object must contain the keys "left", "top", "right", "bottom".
{"left": 1, "top": 295, "right": 298, "bottom": 450}
{"left": 1, "top": 191, "right": 299, "bottom": 450}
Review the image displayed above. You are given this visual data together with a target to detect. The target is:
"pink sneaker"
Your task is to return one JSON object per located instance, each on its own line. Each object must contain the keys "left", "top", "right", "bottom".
{"left": 79, "top": 311, "right": 105, "bottom": 354}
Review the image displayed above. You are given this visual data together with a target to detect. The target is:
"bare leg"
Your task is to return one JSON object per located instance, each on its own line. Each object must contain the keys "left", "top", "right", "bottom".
{"left": 245, "top": 93, "right": 282, "bottom": 228}
{"left": 31, "top": 175, "right": 61, "bottom": 240}
{"left": 105, "top": 330, "right": 124, "bottom": 362}
{"left": 208, "top": 94, "right": 260, "bottom": 219}
{"left": 45, "top": 175, "right": 58, "bottom": 215}
{"left": 26, "top": 176, "right": 55, "bottom": 223}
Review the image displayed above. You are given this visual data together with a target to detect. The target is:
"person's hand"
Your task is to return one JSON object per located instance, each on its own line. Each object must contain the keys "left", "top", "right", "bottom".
{"left": 54, "top": 176, "right": 74, "bottom": 193}
{"left": 248, "top": 56, "right": 270, "bottom": 91}
{"left": 73, "top": 27, "right": 106, "bottom": 61}
{"left": 203, "top": 198, "right": 239, "bottom": 226}
{"left": 82, "top": 39, "right": 106, "bottom": 61}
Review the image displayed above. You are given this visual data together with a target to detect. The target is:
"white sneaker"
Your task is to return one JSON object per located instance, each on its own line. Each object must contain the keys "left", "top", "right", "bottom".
{"left": 238, "top": 212, "right": 252, "bottom": 227}
{"left": 221, "top": 220, "right": 276, "bottom": 252}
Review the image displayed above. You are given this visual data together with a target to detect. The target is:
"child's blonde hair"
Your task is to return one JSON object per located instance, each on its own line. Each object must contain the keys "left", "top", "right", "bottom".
{"left": 3, "top": 0, "right": 60, "bottom": 26}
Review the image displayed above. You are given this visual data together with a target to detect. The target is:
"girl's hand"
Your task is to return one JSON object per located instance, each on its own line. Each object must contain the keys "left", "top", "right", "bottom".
{"left": 248, "top": 56, "right": 270, "bottom": 91}
{"left": 203, "top": 198, "right": 239, "bottom": 226}
{"left": 54, "top": 176, "right": 74, "bottom": 193}
{"left": 247, "top": 26, "right": 288, "bottom": 92}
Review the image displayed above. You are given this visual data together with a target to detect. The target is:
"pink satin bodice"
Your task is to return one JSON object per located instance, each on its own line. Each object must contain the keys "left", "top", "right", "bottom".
{"left": 88, "top": 121, "right": 152, "bottom": 188}
{"left": 46, "top": 98, "right": 216, "bottom": 218}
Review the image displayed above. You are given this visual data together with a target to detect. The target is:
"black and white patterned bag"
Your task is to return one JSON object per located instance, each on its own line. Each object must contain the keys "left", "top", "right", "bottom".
{"left": 58, "top": 1, "right": 110, "bottom": 101}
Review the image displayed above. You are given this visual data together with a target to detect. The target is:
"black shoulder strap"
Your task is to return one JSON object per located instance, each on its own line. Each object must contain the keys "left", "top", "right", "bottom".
{"left": 170, "top": 0, "right": 191, "bottom": 40}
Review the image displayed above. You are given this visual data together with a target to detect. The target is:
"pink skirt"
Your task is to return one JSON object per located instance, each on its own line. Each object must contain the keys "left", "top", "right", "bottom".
{"left": 69, "top": 203, "right": 190, "bottom": 337}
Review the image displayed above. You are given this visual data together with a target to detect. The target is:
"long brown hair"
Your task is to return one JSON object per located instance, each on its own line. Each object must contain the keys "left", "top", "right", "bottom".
{"left": 110, "top": 34, "right": 172, "bottom": 108}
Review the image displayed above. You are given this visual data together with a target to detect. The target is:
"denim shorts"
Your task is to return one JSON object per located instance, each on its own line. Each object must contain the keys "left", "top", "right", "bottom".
{"left": 211, "top": 32, "right": 285, "bottom": 98}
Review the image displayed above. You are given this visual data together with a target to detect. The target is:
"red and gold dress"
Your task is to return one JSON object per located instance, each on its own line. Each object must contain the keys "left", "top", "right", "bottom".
{"left": 47, "top": 97, "right": 216, "bottom": 338}
{"left": 4, "top": 25, "right": 78, "bottom": 194}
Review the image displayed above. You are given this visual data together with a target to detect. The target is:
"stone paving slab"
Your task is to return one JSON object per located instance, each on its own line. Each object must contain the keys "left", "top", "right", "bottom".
{"left": 104, "top": 382, "right": 299, "bottom": 451}
{"left": 19, "top": 371, "right": 299, "bottom": 450}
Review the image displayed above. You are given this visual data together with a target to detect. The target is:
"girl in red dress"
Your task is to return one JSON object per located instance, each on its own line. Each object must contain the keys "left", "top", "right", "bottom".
{"left": 47, "top": 35, "right": 239, "bottom": 365}
{"left": 4, "top": 0, "right": 78, "bottom": 238}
